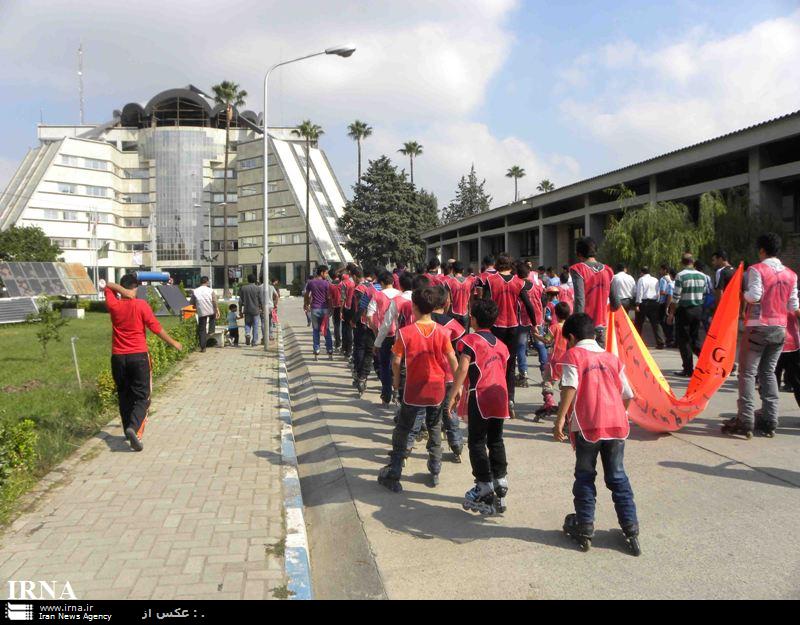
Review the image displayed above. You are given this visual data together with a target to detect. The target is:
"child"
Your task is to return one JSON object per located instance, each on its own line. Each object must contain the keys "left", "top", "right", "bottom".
{"left": 534, "top": 301, "right": 570, "bottom": 420}
{"left": 377, "top": 287, "right": 458, "bottom": 492}
{"left": 553, "top": 313, "right": 640, "bottom": 556}
{"left": 431, "top": 286, "right": 467, "bottom": 462}
{"left": 227, "top": 303, "right": 240, "bottom": 347}
{"left": 448, "top": 299, "right": 511, "bottom": 515}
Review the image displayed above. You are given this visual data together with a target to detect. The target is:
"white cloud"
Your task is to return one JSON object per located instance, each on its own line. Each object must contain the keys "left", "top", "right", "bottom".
{"left": 559, "top": 10, "right": 800, "bottom": 163}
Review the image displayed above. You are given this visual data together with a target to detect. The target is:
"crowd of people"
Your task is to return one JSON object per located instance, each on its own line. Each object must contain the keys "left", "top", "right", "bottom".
{"left": 299, "top": 232, "right": 798, "bottom": 553}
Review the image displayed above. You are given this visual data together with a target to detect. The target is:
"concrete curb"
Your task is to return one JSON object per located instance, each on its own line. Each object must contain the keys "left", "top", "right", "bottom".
{"left": 277, "top": 325, "right": 313, "bottom": 600}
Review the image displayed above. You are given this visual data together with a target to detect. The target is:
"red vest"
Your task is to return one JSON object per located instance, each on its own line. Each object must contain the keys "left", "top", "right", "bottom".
{"left": 557, "top": 285, "right": 574, "bottom": 312}
{"left": 485, "top": 272, "right": 525, "bottom": 328}
{"left": 548, "top": 322, "right": 567, "bottom": 380}
{"left": 343, "top": 278, "right": 356, "bottom": 308}
{"left": 327, "top": 281, "right": 341, "bottom": 309}
{"left": 570, "top": 262, "right": 613, "bottom": 327}
{"left": 784, "top": 312, "right": 799, "bottom": 353}
{"left": 444, "top": 275, "right": 475, "bottom": 316}
{"left": 354, "top": 283, "right": 371, "bottom": 324}
{"left": 561, "top": 346, "right": 629, "bottom": 444}
{"left": 434, "top": 315, "right": 466, "bottom": 383}
{"left": 396, "top": 297, "right": 415, "bottom": 329}
{"left": 747, "top": 262, "right": 797, "bottom": 327}
{"left": 456, "top": 332, "right": 510, "bottom": 420}
{"left": 398, "top": 322, "right": 451, "bottom": 407}
{"left": 371, "top": 290, "right": 399, "bottom": 336}
{"left": 424, "top": 272, "right": 445, "bottom": 286}
{"left": 519, "top": 277, "right": 543, "bottom": 327}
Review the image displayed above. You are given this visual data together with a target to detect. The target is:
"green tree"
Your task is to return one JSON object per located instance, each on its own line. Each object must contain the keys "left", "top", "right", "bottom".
{"left": 337, "top": 156, "right": 437, "bottom": 268}
{"left": 505, "top": 165, "right": 525, "bottom": 201}
{"left": 537, "top": 179, "right": 555, "bottom": 193}
{"left": 27, "top": 295, "right": 69, "bottom": 358}
{"left": 347, "top": 120, "right": 373, "bottom": 183}
{"left": 292, "top": 120, "right": 324, "bottom": 281}
{"left": 398, "top": 141, "right": 423, "bottom": 186}
{"left": 0, "top": 226, "right": 62, "bottom": 261}
{"left": 211, "top": 80, "right": 248, "bottom": 298}
{"left": 441, "top": 164, "right": 492, "bottom": 224}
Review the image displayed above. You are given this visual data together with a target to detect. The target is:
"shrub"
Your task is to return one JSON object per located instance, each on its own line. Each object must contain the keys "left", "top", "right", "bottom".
{"left": 0, "top": 419, "right": 38, "bottom": 488}
{"left": 27, "top": 295, "right": 69, "bottom": 357}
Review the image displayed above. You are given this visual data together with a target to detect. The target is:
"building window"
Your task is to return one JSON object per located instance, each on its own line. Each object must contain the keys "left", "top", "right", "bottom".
{"left": 309, "top": 179, "right": 322, "bottom": 192}
{"left": 85, "top": 185, "right": 108, "bottom": 197}
{"left": 51, "top": 238, "right": 84, "bottom": 249}
{"left": 84, "top": 158, "right": 108, "bottom": 170}
{"left": 124, "top": 168, "right": 149, "bottom": 179}
{"left": 213, "top": 216, "right": 238, "bottom": 227}
{"left": 268, "top": 207, "right": 287, "bottom": 218}
{"left": 212, "top": 193, "right": 237, "bottom": 203}
{"left": 58, "top": 183, "right": 77, "bottom": 194}
{"left": 212, "top": 168, "right": 237, "bottom": 179}
{"left": 240, "top": 236, "right": 263, "bottom": 248}
{"left": 125, "top": 242, "right": 151, "bottom": 251}
{"left": 240, "top": 185, "right": 259, "bottom": 197}
{"left": 124, "top": 217, "right": 150, "bottom": 227}
{"left": 43, "top": 209, "right": 61, "bottom": 220}
{"left": 210, "top": 240, "right": 238, "bottom": 251}
{"left": 60, "top": 155, "right": 79, "bottom": 166}
{"left": 240, "top": 210, "right": 260, "bottom": 222}
{"left": 63, "top": 210, "right": 81, "bottom": 221}
{"left": 239, "top": 157, "right": 261, "bottom": 170}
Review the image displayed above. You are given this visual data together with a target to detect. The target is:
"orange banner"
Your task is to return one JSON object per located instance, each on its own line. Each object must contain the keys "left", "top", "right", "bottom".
{"left": 607, "top": 264, "right": 743, "bottom": 432}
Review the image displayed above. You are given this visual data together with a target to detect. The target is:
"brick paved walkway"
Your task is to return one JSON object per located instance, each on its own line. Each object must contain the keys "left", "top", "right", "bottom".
{"left": 0, "top": 343, "right": 285, "bottom": 600}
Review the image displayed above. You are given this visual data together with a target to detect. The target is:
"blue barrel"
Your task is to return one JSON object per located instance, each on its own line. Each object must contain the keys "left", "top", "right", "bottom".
{"left": 135, "top": 271, "right": 171, "bottom": 283}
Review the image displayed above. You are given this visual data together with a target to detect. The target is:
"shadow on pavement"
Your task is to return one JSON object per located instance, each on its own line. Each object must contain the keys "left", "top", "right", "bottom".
{"left": 659, "top": 459, "right": 800, "bottom": 488}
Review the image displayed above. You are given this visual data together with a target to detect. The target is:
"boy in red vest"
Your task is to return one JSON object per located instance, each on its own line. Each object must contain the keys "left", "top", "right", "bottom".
{"left": 724, "top": 233, "right": 799, "bottom": 438}
{"left": 448, "top": 298, "right": 511, "bottom": 515}
{"left": 553, "top": 312, "right": 640, "bottom": 555}
{"left": 443, "top": 261, "right": 476, "bottom": 330}
{"left": 367, "top": 270, "right": 402, "bottom": 406}
{"left": 377, "top": 287, "right": 458, "bottom": 492}
{"left": 569, "top": 237, "right": 616, "bottom": 347}
{"left": 431, "top": 286, "right": 467, "bottom": 462}
{"left": 534, "top": 301, "right": 570, "bottom": 420}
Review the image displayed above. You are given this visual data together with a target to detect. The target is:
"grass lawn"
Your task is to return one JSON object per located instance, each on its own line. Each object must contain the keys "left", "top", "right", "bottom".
{"left": 0, "top": 311, "right": 182, "bottom": 522}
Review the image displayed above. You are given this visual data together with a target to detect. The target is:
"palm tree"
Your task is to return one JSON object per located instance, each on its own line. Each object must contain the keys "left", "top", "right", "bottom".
{"left": 347, "top": 120, "right": 373, "bottom": 184}
{"left": 292, "top": 120, "right": 324, "bottom": 281}
{"left": 537, "top": 179, "right": 555, "bottom": 193}
{"left": 211, "top": 81, "right": 247, "bottom": 298}
{"left": 398, "top": 141, "right": 423, "bottom": 186}
{"left": 506, "top": 166, "right": 526, "bottom": 202}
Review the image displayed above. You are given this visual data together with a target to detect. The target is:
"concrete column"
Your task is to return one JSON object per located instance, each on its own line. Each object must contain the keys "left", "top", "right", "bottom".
{"left": 649, "top": 174, "right": 657, "bottom": 205}
{"left": 539, "top": 224, "right": 557, "bottom": 268}
{"left": 749, "top": 147, "right": 761, "bottom": 211}
{"left": 286, "top": 262, "right": 294, "bottom": 286}
{"left": 586, "top": 213, "right": 607, "bottom": 248}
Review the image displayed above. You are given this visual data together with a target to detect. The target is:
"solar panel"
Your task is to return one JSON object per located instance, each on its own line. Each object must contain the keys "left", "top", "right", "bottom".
{"left": 0, "top": 262, "right": 95, "bottom": 297}
{"left": 135, "top": 285, "right": 169, "bottom": 316}
{"left": 157, "top": 284, "right": 190, "bottom": 313}
{"left": 0, "top": 297, "right": 38, "bottom": 324}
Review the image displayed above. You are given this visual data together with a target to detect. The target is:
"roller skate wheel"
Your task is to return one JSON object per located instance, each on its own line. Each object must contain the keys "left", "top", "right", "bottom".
{"left": 627, "top": 537, "right": 641, "bottom": 557}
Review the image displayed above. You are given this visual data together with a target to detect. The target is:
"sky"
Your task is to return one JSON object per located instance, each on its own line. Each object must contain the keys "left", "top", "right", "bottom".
{"left": 1, "top": 0, "right": 799, "bottom": 210}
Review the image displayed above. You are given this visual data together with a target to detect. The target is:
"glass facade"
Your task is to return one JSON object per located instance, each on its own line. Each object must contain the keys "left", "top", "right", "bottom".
{"left": 140, "top": 128, "right": 217, "bottom": 263}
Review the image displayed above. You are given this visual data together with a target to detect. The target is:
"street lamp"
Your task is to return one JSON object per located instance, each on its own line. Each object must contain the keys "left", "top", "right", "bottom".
{"left": 261, "top": 44, "right": 356, "bottom": 350}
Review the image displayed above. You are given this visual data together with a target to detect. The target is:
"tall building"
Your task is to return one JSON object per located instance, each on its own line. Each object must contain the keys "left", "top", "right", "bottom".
{"left": 422, "top": 110, "right": 800, "bottom": 269}
{"left": 0, "top": 85, "right": 352, "bottom": 289}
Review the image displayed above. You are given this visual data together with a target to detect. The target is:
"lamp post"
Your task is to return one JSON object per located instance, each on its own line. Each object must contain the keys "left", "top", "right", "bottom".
{"left": 261, "top": 44, "right": 355, "bottom": 351}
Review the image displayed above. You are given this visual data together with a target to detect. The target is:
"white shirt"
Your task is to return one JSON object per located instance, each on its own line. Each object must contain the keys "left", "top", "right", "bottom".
{"left": 192, "top": 284, "right": 216, "bottom": 317}
{"left": 375, "top": 290, "right": 412, "bottom": 345}
{"left": 635, "top": 274, "right": 659, "bottom": 304}
{"left": 560, "top": 339, "right": 634, "bottom": 432}
{"left": 367, "top": 287, "right": 400, "bottom": 320}
{"left": 610, "top": 271, "right": 635, "bottom": 301}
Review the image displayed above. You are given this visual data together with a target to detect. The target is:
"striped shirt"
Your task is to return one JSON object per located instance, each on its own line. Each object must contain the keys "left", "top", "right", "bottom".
{"left": 672, "top": 269, "right": 707, "bottom": 307}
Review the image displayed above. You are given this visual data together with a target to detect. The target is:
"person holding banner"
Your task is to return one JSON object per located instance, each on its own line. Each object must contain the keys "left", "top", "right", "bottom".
{"left": 724, "top": 233, "right": 799, "bottom": 438}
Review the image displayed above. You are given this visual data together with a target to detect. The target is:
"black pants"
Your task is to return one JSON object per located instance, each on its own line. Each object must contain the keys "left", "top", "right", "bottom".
{"left": 467, "top": 400, "right": 507, "bottom": 483}
{"left": 111, "top": 352, "right": 151, "bottom": 437}
{"left": 676, "top": 306, "right": 703, "bottom": 374}
{"left": 197, "top": 315, "right": 216, "bottom": 350}
{"left": 358, "top": 328, "right": 377, "bottom": 382}
{"left": 491, "top": 325, "right": 518, "bottom": 403}
{"left": 228, "top": 328, "right": 239, "bottom": 346}
{"left": 353, "top": 322, "right": 366, "bottom": 375}
{"left": 342, "top": 309, "right": 354, "bottom": 355}
{"left": 332, "top": 307, "right": 342, "bottom": 348}
{"left": 635, "top": 300, "right": 666, "bottom": 347}
{"left": 776, "top": 351, "right": 800, "bottom": 404}
{"left": 389, "top": 402, "right": 443, "bottom": 476}
{"left": 659, "top": 303, "right": 674, "bottom": 345}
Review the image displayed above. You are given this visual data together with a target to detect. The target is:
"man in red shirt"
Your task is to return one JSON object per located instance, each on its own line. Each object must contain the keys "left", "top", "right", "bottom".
{"left": 105, "top": 275, "right": 182, "bottom": 451}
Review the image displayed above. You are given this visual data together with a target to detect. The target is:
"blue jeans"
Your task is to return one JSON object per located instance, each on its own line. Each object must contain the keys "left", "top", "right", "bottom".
{"left": 573, "top": 435, "right": 638, "bottom": 529}
{"left": 245, "top": 313, "right": 261, "bottom": 346}
{"left": 378, "top": 337, "right": 395, "bottom": 403}
{"left": 532, "top": 340, "right": 548, "bottom": 374}
{"left": 310, "top": 308, "right": 333, "bottom": 354}
{"left": 517, "top": 326, "right": 530, "bottom": 375}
